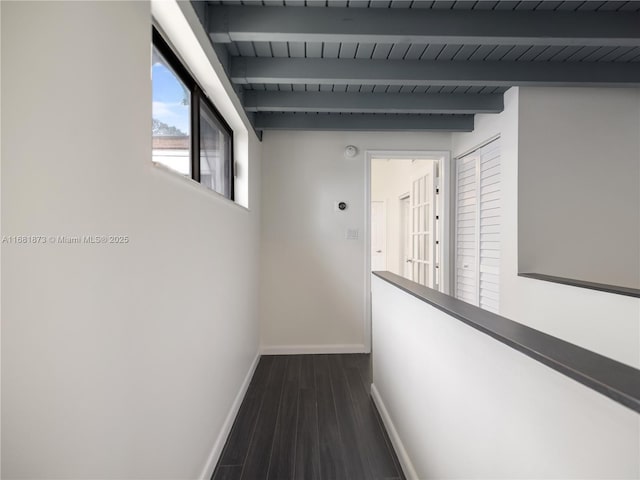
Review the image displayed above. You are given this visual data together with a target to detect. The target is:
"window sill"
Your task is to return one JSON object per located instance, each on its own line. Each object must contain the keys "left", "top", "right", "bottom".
{"left": 151, "top": 161, "right": 251, "bottom": 213}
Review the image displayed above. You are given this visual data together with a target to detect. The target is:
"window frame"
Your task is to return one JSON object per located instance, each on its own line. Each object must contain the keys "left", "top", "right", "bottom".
{"left": 152, "top": 26, "right": 234, "bottom": 201}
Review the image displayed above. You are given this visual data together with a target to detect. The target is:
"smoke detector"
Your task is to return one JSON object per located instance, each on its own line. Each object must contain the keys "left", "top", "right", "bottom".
{"left": 344, "top": 145, "right": 359, "bottom": 159}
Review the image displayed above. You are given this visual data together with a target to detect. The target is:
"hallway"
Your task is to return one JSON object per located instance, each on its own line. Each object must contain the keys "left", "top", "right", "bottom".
{"left": 213, "top": 354, "right": 404, "bottom": 480}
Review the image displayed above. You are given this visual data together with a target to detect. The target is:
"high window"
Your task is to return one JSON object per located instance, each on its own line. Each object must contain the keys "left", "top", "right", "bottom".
{"left": 152, "top": 27, "right": 234, "bottom": 200}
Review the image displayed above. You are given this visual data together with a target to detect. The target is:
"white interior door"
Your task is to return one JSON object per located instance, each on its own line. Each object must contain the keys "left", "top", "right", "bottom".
{"left": 371, "top": 201, "right": 386, "bottom": 271}
{"left": 409, "top": 163, "right": 436, "bottom": 288}
{"left": 478, "top": 141, "right": 501, "bottom": 312}
{"left": 455, "top": 153, "right": 479, "bottom": 305}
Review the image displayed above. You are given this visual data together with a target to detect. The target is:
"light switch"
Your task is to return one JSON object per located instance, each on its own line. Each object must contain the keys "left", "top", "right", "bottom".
{"left": 346, "top": 228, "right": 359, "bottom": 240}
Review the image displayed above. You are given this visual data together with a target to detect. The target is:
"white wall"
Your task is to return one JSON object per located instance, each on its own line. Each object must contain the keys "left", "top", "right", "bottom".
{"left": 1, "top": 2, "right": 261, "bottom": 479}
{"left": 371, "top": 85, "right": 640, "bottom": 480}
{"left": 371, "top": 159, "right": 436, "bottom": 276}
{"left": 452, "top": 87, "right": 640, "bottom": 369}
{"left": 372, "top": 275, "right": 640, "bottom": 480}
{"left": 518, "top": 88, "right": 640, "bottom": 289}
{"left": 260, "top": 131, "right": 450, "bottom": 353}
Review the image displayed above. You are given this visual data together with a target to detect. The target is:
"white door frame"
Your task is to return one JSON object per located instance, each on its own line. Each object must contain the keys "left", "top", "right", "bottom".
{"left": 364, "top": 150, "right": 452, "bottom": 352}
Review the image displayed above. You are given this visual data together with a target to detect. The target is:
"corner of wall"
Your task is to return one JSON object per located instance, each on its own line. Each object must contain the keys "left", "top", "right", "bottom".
{"left": 198, "top": 352, "right": 261, "bottom": 480}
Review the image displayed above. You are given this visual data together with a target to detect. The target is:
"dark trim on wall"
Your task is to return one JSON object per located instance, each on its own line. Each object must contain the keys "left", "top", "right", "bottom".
{"left": 191, "top": 87, "right": 201, "bottom": 183}
{"left": 152, "top": 27, "right": 196, "bottom": 91}
{"left": 372, "top": 271, "right": 640, "bottom": 414}
{"left": 519, "top": 273, "right": 640, "bottom": 299}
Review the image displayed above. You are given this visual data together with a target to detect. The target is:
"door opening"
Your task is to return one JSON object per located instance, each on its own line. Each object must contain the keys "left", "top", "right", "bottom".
{"left": 369, "top": 156, "right": 445, "bottom": 289}
{"left": 365, "top": 150, "right": 451, "bottom": 352}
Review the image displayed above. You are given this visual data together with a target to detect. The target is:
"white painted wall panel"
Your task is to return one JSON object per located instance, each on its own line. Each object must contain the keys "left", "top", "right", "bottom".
{"left": 372, "top": 275, "right": 640, "bottom": 480}
{"left": 452, "top": 87, "right": 640, "bottom": 369}
{"left": 518, "top": 87, "right": 640, "bottom": 290}
{"left": 1, "top": 2, "right": 262, "bottom": 478}
{"left": 260, "top": 131, "right": 450, "bottom": 353}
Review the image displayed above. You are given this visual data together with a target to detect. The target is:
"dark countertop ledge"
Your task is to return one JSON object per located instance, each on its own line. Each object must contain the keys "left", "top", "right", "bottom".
{"left": 372, "top": 271, "right": 640, "bottom": 415}
{"left": 519, "top": 273, "right": 640, "bottom": 298}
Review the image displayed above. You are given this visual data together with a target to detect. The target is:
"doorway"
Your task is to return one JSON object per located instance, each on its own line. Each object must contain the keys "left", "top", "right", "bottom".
{"left": 364, "top": 150, "right": 451, "bottom": 351}
{"left": 368, "top": 154, "right": 448, "bottom": 289}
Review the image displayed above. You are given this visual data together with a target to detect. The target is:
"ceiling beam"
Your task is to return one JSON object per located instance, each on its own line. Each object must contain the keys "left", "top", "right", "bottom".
{"left": 253, "top": 113, "right": 474, "bottom": 132}
{"left": 243, "top": 91, "right": 504, "bottom": 114}
{"left": 209, "top": 6, "right": 640, "bottom": 47}
{"left": 231, "top": 57, "right": 640, "bottom": 87}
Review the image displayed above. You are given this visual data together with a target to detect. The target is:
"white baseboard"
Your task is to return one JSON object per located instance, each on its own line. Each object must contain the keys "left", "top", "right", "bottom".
{"left": 260, "top": 344, "right": 368, "bottom": 355}
{"left": 199, "top": 351, "right": 260, "bottom": 480}
{"left": 370, "top": 383, "right": 419, "bottom": 480}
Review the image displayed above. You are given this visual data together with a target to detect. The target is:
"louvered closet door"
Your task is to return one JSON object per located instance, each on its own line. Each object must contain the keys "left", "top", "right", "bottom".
{"left": 455, "top": 154, "right": 479, "bottom": 305}
{"left": 478, "top": 141, "right": 501, "bottom": 312}
{"left": 455, "top": 140, "right": 501, "bottom": 313}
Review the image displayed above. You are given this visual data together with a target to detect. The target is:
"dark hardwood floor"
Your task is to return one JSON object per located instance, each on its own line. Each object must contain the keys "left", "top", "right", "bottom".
{"left": 213, "top": 354, "right": 405, "bottom": 480}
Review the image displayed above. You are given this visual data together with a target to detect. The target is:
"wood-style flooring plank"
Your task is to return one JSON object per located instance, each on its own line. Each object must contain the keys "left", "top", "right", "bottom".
{"left": 217, "top": 356, "right": 275, "bottom": 467}
{"left": 314, "top": 355, "right": 348, "bottom": 480}
{"left": 299, "top": 354, "right": 315, "bottom": 389}
{"left": 214, "top": 354, "right": 405, "bottom": 480}
{"left": 343, "top": 365, "right": 401, "bottom": 479}
{"left": 327, "top": 355, "right": 371, "bottom": 480}
{"left": 267, "top": 356, "right": 301, "bottom": 480}
{"left": 294, "top": 387, "right": 321, "bottom": 480}
{"left": 240, "top": 356, "right": 288, "bottom": 480}
{"left": 350, "top": 354, "right": 405, "bottom": 480}
{"left": 212, "top": 465, "right": 242, "bottom": 480}
{"left": 370, "top": 395, "right": 406, "bottom": 480}
{"left": 354, "top": 354, "right": 405, "bottom": 480}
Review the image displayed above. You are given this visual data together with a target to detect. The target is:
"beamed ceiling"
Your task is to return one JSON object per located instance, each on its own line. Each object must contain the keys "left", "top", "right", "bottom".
{"left": 200, "top": 0, "right": 640, "bottom": 133}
